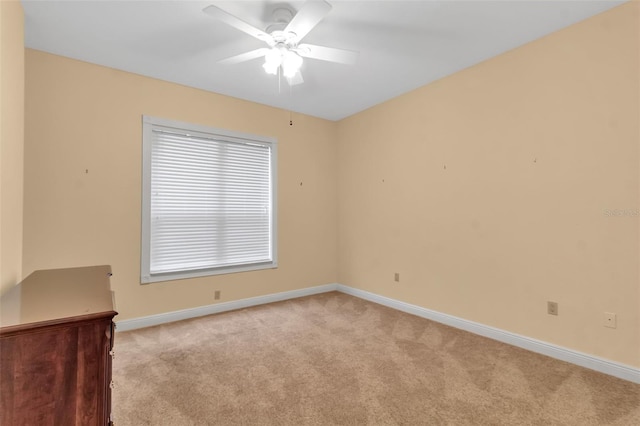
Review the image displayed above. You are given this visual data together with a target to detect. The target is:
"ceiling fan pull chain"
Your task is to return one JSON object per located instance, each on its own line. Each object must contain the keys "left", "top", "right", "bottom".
{"left": 289, "top": 83, "right": 294, "bottom": 126}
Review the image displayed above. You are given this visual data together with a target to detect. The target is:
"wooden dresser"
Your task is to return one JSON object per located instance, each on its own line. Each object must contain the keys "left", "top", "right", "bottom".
{"left": 0, "top": 266, "right": 117, "bottom": 425}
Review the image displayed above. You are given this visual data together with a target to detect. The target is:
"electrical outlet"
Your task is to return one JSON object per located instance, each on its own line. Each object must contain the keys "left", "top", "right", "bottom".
{"left": 214, "top": 290, "right": 221, "bottom": 300}
{"left": 394, "top": 273, "right": 400, "bottom": 282}
{"left": 603, "top": 312, "right": 616, "bottom": 328}
{"left": 547, "top": 301, "right": 558, "bottom": 316}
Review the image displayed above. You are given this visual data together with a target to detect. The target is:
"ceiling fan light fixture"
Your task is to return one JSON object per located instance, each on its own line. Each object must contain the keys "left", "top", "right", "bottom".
{"left": 263, "top": 47, "right": 282, "bottom": 75}
{"left": 263, "top": 61, "right": 279, "bottom": 75}
{"left": 282, "top": 50, "right": 303, "bottom": 78}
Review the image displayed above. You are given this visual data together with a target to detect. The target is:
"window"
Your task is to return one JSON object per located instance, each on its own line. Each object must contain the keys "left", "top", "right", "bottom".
{"left": 141, "top": 116, "right": 277, "bottom": 283}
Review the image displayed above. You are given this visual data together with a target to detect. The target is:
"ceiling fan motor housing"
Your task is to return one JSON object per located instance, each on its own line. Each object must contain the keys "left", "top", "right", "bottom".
{"left": 266, "top": 8, "right": 296, "bottom": 41}
{"left": 269, "top": 30, "right": 298, "bottom": 48}
{"left": 272, "top": 7, "right": 294, "bottom": 24}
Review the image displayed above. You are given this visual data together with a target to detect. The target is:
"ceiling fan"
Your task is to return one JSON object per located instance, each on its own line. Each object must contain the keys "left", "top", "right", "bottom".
{"left": 203, "top": 0, "right": 358, "bottom": 85}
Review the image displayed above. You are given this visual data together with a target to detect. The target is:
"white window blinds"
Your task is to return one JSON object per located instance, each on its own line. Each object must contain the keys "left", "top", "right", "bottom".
{"left": 141, "top": 116, "right": 277, "bottom": 283}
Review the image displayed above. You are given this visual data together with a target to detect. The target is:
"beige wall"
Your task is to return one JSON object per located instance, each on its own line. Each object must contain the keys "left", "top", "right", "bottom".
{"left": 22, "top": 3, "right": 639, "bottom": 367}
{"left": 337, "top": 2, "right": 639, "bottom": 367}
{"left": 0, "top": 1, "right": 24, "bottom": 295}
{"left": 23, "top": 50, "right": 338, "bottom": 320}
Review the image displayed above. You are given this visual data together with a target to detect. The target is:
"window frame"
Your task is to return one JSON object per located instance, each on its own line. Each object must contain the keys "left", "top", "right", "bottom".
{"left": 141, "top": 115, "right": 278, "bottom": 284}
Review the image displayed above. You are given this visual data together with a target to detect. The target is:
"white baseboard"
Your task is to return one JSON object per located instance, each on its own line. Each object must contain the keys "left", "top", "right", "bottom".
{"left": 115, "top": 282, "right": 639, "bottom": 384}
{"left": 115, "top": 283, "right": 338, "bottom": 332}
{"left": 336, "top": 284, "right": 640, "bottom": 385}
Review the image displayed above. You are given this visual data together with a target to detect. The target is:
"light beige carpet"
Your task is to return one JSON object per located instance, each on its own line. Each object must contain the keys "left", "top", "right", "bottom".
{"left": 112, "top": 292, "right": 640, "bottom": 425}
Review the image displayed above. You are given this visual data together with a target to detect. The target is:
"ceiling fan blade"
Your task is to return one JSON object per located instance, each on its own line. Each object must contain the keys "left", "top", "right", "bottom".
{"left": 285, "top": 0, "right": 332, "bottom": 42}
{"left": 287, "top": 71, "right": 304, "bottom": 86}
{"left": 218, "top": 48, "right": 269, "bottom": 65}
{"left": 203, "top": 5, "right": 273, "bottom": 43}
{"left": 297, "top": 44, "right": 359, "bottom": 65}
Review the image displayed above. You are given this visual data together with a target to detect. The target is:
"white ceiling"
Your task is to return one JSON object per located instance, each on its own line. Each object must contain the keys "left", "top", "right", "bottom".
{"left": 21, "top": 0, "right": 624, "bottom": 121}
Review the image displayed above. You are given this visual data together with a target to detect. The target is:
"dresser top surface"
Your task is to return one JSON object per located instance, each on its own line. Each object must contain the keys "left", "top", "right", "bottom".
{"left": 0, "top": 265, "right": 115, "bottom": 330}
